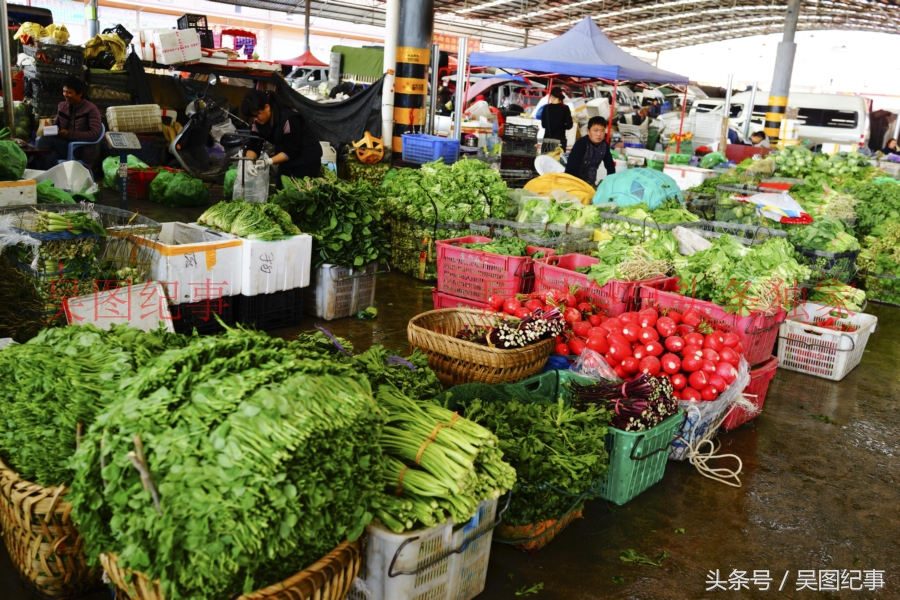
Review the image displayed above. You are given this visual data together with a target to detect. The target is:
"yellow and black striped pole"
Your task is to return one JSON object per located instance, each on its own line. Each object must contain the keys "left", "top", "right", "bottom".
{"left": 765, "top": 0, "right": 801, "bottom": 147}
{"left": 392, "top": 0, "right": 434, "bottom": 155}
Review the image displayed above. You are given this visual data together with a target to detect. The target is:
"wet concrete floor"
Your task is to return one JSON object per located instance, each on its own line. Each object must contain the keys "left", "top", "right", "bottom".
{"left": 1, "top": 192, "right": 896, "bottom": 599}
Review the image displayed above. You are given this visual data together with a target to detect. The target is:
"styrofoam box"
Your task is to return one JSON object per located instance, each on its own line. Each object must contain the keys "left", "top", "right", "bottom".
{"left": 140, "top": 27, "right": 171, "bottom": 44}
{"left": 138, "top": 223, "right": 243, "bottom": 304}
{"left": 154, "top": 29, "right": 202, "bottom": 65}
{"left": 240, "top": 233, "right": 313, "bottom": 296}
{"left": 663, "top": 165, "right": 718, "bottom": 191}
{"left": 64, "top": 281, "right": 175, "bottom": 333}
{"left": 625, "top": 147, "right": 667, "bottom": 162}
{"left": 0, "top": 180, "right": 36, "bottom": 207}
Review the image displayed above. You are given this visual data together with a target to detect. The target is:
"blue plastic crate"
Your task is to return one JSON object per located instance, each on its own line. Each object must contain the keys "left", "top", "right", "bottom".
{"left": 402, "top": 134, "right": 460, "bottom": 165}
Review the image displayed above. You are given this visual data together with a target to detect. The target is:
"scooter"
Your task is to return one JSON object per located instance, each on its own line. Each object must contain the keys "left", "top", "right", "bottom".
{"left": 169, "top": 74, "right": 260, "bottom": 183}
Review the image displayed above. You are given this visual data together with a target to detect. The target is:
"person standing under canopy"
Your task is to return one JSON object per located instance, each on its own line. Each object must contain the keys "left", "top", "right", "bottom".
{"left": 565, "top": 117, "right": 616, "bottom": 187}
{"left": 540, "top": 87, "right": 573, "bottom": 151}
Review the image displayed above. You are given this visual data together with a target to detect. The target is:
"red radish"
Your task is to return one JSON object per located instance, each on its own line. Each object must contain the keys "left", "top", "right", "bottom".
{"left": 667, "top": 310, "right": 683, "bottom": 325}
{"left": 700, "top": 360, "right": 717, "bottom": 374}
{"left": 722, "top": 332, "right": 740, "bottom": 348}
{"left": 671, "top": 373, "right": 688, "bottom": 391}
{"left": 682, "top": 355, "right": 703, "bottom": 372}
{"left": 644, "top": 341, "right": 664, "bottom": 357}
{"left": 682, "top": 345, "right": 703, "bottom": 359}
{"left": 608, "top": 332, "right": 630, "bottom": 348}
{"left": 514, "top": 307, "right": 531, "bottom": 319}
{"left": 716, "top": 361, "right": 738, "bottom": 384}
{"left": 503, "top": 298, "right": 522, "bottom": 314}
{"left": 703, "top": 334, "right": 723, "bottom": 351}
{"left": 684, "top": 332, "right": 705, "bottom": 347}
{"left": 588, "top": 314, "right": 603, "bottom": 327}
{"left": 613, "top": 364, "right": 628, "bottom": 379}
{"left": 556, "top": 335, "right": 564, "bottom": 345}
{"left": 608, "top": 343, "right": 632, "bottom": 362}
{"left": 655, "top": 317, "right": 677, "bottom": 338}
{"left": 604, "top": 352, "right": 622, "bottom": 367}
{"left": 639, "top": 308, "right": 659, "bottom": 328}
{"left": 673, "top": 390, "right": 683, "bottom": 400}
{"left": 619, "top": 312, "right": 637, "bottom": 323}
{"left": 621, "top": 323, "right": 641, "bottom": 342}
{"left": 621, "top": 356, "right": 640, "bottom": 374}
{"left": 719, "top": 347, "right": 740, "bottom": 367}
{"left": 661, "top": 353, "right": 681, "bottom": 375}
{"left": 563, "top": 293, "right": 577, "bottom": 307}
{"left": 639, "top": 356, "right": 661, "bottom": 376}
{"left": 632, "top": 345, "right": 647, "bottom": 360}
{"left": 638, "top": 327, "right": 659, "bottom": 344}
{"left": 568, "top": 338, "right": 586, "bottom": 356}
{"left": 689, "top": 370, "right": 709, "bottom": 390}
{"left": 604, "top": 317, "right": 623, "bottom": 329}
{"left": 524, "top": 298, "right": 544, "bottom": 312}
{"left": 701, "top": 386, "right": 719, "bottom": 401}
{"left": 707, "top": 373, "right": 727, "bottom": 393}
{"left": 564, "top": 307, "right": 582, "bottom": 324}
{"left": 701, "top": 348, "right": 720, "bottom": 363}
{"left": 682, "top": 310, "right": 702, "bottom": 327}
{"left": 586, "top": 335, "right": 610, "bottom": 354}
{"left": 682, "top": 387, "right": 702, "bottom": 402}
{"left": 734, "top": 342, "right": 745, "bottom": 355}
{"left": 664, "top": 336, "right": 685, "bottom": 353}
{"left": 676, "top": 324, "right": 695, "bottom": 337}
{"left": 488, "top": 295, "right": 505, "bottom": 311}
{"left": 543, "top": 289, "right": 562, "bottom": 305}
{"left": 588, "top": 327, "right": 608, "bottom": 339}
{"left": 606, "top": 322, "right": 624, "bottom": 335}
{"left": 572, "top": 321, "right": 592, "bottom": 338}
{"left": 555, "top": 343, "right": 570, "bottom": 355}
{"left": 577, "top": 302, "right": 593, "bottom": 313}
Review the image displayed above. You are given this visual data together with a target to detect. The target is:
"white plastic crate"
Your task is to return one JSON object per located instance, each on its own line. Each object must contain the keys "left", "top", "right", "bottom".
{"left": 240, "top": 234, "right": 313, "bottom": 296}
{"left": 692, "top": 113, "right": 725, "bottom": 146}
{"left": 349, "top": 498, "right": 498, "bottom": 600}
{"left": 303, "top": 262, "right": 379, "bottom": 320}
{"left": 137, "top": 222, "right": 243, "bottom": 304}
{"left": 107, "top": 104, "right": 163, "bottom": 134}
{"left": 663, "top": 165, "right": 718, "bottom": 191}
{"left": 777, "top": 302, "right": 878, "bottom": 381}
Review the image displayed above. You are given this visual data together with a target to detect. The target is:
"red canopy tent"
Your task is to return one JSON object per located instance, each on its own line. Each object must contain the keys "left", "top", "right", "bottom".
{"left": 280, "top": 50, "right": 328, "bottom": 68}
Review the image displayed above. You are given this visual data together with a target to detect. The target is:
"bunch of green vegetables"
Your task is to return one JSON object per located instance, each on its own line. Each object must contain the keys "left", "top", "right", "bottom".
{"left": 582, "top": 233, "right": 677, "bottom": 287}
{"left": 460, "top": 236, "right": 544, "bottom": 257}
{"left": 373, "top": 387, "right": 515, "bottom": 533}
{"left": 34, "top": 210, "right": 106, "bottom": 236}
{"left": 789, "top": 182, "right": 859, "bottom": 223}
{"left": 788, "top": 217, "right": 859, "bottom": 253}
{"left": 69, "top": 329, "right": 386, "bottom": 600}
{"left": 853, "top": 179, "right": 900, "bottom": 236}
{"left": 271, "top": 177, "right": 386, "bottom": 268}
{"left": 515, "top": 197, "right": 600, "bottom": 228}
{"left": 197, "top": 198, "right": 301, "bottom": 241}
{"left": 0, "top": 325, "right": 188, "bottom": 486}
{"left": 808, "top": 280, "right": 866, "bottom": 312}
{"left": 347, "top": 155, "right": 389, "bottom": 187}
{"left": 650, "top": 199, "right": 701, "bottom": 224}
{"left": 446, "top": 396, "right": 610, "bottom": 526}
{"left": 686, "top": 171, "right": 761, "bottom": 196}
{"left": 858, "top": 221, "right": 900, "bottom": 276}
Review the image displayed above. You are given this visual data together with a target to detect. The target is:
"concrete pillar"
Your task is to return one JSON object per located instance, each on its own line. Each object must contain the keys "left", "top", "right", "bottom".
{"left": 765, "top": 0, "right": 801, "bottom": 145}
{"left": 392, "top": 0, "right": 435, "bottom": 154}
{"left": 428, "top": 43, "right": 440, "bottom": 135}
{"left": 0, "top": 0, "right": 15, "bottom": 130}
{"left": 88, "top": 0, "right": 99, "bottom": 38}
{"left": 523, "top": 28, "right": 529, "bottom": 47}
{"left": 452, "top": 38, "right": 468, "bottom": 143}
{"left": 303, "top": 0, "right": 311, "bottom": 52}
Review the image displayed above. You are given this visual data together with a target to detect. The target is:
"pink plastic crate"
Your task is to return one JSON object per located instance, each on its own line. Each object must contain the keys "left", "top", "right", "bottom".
{"left": 722, "top": 355, "right": 778, "bottom": 431}
{"left": 534, "top": 253, "right": 675, "bottom": 316}
{"left": 432, "top": 289, "right": 493, "bottom": 311}
{"left": 638, "top": 284, "right": 786, "bottom": 368}
{"left": 436, "top": 236, "right": 553, "bottom": 304}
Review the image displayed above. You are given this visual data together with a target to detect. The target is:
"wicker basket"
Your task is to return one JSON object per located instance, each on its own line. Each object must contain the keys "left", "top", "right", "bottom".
{"left": 100, "top": 540, "right": 362, "bottom": 600}
{"left": 0, "top": 458, "right": 102, "bottom": 599}
{"left": 407, "top": 308, "right": 554, "bottom": 387}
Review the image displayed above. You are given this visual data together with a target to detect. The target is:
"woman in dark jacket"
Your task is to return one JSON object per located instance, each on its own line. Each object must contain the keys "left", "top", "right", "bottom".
{"left": 241, "top": 89, "right": 323, "bottom": 188}
{"left": 540, "top": 88, "right": 573, "bottom": 151}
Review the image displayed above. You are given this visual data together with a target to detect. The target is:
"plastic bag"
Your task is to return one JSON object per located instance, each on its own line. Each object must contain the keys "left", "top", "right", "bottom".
{"left": 569, "top": 349, "right": 620, "bottom": 381}
{"left": 672, "top": 226, "right": 712, "bottom": 255}
{"left": 0, "top": 140, "right": 27, "bottom": 181}
{"left": 102, "top": 155, "right": 147, "bottom": 189}
{"left": 700, "top": 152, "right": 727, "bottom": 169}
{"left": 160, "top": 172, "right": 209, "bottom": 207}
{"left": 223, "top": 165, "right": 238, "bottom": 200}
{"left": 667, "top": 153, "right": 692, "bottom": 166}
{"left": 35, "top": 179, "right": 75, "bottom": 204}
{"left": 745, "top": 191, "right": 811, "bottom": 223}
{"left": 149, "top": 169, "right": 174, "bottom": 204}
{"left": 232, "top": 153, "right": 269, "bottom": 203}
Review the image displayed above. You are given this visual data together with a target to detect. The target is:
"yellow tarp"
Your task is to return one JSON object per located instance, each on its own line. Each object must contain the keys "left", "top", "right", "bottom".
{"left": 84, "top": 34, "right": 127, "bottom": 65}
{"left": 14, "top": 23, "right": 70, "bottom": 44}
{"left": 524, "top": 173, "right": 595, "bottom": 205}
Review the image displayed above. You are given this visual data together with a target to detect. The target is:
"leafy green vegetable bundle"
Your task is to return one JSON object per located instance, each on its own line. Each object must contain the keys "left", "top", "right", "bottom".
{"left": 686, "top": 171, "right": 760, "bottom": 196}
{"left": 581, "top": 233, "right": 677, "bottom": 287}
{"left": 516, "top": 197, "right": 601, "bottom": 228}
{"left": 197, "top": 198, "right": 301, "bottom": 240}
{"left": 460, "top": 236, "right": 534, "bottom": 257}
{"left": 270, "top": 177, "right": 386, "bottom": 268}
{"left": 859, "top": 221, "right": 900, "bottom": 277}
{"left": 787, "top": 217, "right": 859, "bottom": 253}
{"left": 0, "top": 325, "right": 188, "bottom": 486}
{"left": 69, "top": 329, "right": 386, "bottom": 600}
{"left": 808, "top": 281, "right": 866, "bottom": 312}
{"left": 372, "top": 387, "right": 515, "bottom": 533}
{"left": 854, "top": 179, "right": 900, "bottom": 236}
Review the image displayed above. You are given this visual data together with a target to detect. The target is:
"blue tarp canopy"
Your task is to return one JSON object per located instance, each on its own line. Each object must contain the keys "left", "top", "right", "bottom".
{"left": 469, "top": 17, "right": 689, "bottom": 85}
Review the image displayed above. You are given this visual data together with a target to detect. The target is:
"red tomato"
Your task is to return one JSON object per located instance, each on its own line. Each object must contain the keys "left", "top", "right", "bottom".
{"left": 638, "top": 327, "right": 660, "bottom": 344}
{"left": 664, "top": 336, "right": 685, "bottom": 353}
{"left": 716, "top": 361, "right": 738, "bottom": 384}
{"left": 682, "top": 355, "right": 703, "bottom": 372}
{"left": 621, "top": 323, "right": 641, "bottom": 343}
{"left": 619, "top": 312, "right": 637, "bottom": 324}
{"left": 562, "top": 293, "right": 577, "bottom": 307}
{"left": 655, "top": 317, "right": 677, "bottom": 338}
{"left": 719, "top": 347, "right": 740, "bottom": 367}
{"left": 503, "top": 298, "right": 522, "bottom": 315}
{"left": 514, "top": 307, "right": 531, "bottom": 319}
{"left": 666, "top": 310, "right": 683, "bottom": 325}
{"left": 613, "top": 364, "right": 628, "bottom": 379}
{"left": 703, "top": 334, "right": 724, "bottom": 352}
{"left": 700, "top": 360, "right": 717, "bottom": 375}
{"left": 586, "top": 335, "right": 610, "bottom": 354}
{"left": 569, "top": 338, "right": 586, "bottom": 356}
{"left": 682, "top": 345, "right": 703, "bottom": 360}
{"left": 524, "top": 298, "right": 544, "bottom": 313}
{"left": 682, "top": 309, "right": 702, "bottom": 327}
{"left": 682, "top": 387, "right": 703, "bottom": 402}
{"left": 588, "top": 314, "right": 603, "bottom": 327}
{"left": 644, "top": 341, "right": 664, "bottom": 357}
{"left": 564, "top": 307, "right": 582, "bottom": 324}
{"left": 639, "top": 308, "right": 659, "bottom": 328}
{"left": 701, "top": 386, "right": 719, "bottom": 401}
{"left": 684, "top": 332, "right": 705, "bottom": 347}
{"left": 572, "top": 321, "right": 592, "bottom": 338}
{"left": 555, "top": 343, "right": 570, "bottom": 356}
{"left": 660, "top": 353, "right": 682, "bottom": 375}
{"left": 639, "top": 356, "right": 661, "bottom": 376}
{"left": 577, "top": 302, "right": 593, "bottom": 314}
{"left": 621, "top": 356, "right": 640, "bottom": 374}
{"left": 607, "top": 332, "right": 630, "bottom": 348}
{"left": 707, "top": 374, "right": 727, "bottom": 393}
{"left": 722, "top": 332, "right": 740, "bottom": 348}
{"left": 701, "top": 349, "right": 720, "bottom": 363}
{"left": 671, "top": 373, "right": 688, "bottom": 391}
{"left": 608, "top": 343, "right": 632, "bottom": 362}
{"left": 688, "top": 370, "right": 709, "bottom": 390}
{"left": 488, "top": 295, "right": 506, "bottom": 311}
{"left": 588, "top": 327, "right": 608, "bottom": 339}
{"left": 632, "top": 345, "right": 647, "bottom": 360}
{"left": 676, "top": 324, "right": 695, "bottom": 337}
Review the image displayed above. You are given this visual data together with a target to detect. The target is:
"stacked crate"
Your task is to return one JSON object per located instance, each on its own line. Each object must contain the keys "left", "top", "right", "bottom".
{"left": 22, "top": 43, "right": 84, "bottom": 119}
{"left": 177, "top": 13, "right": 215, "bottom": 49}
{"left": 500, "top": 122, "right": 539, "bottom": 187}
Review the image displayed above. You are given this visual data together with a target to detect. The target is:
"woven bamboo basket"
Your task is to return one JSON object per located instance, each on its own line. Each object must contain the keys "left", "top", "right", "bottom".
{"left": 0, "top": 458, "right": 102, "bottom": 599}
{"left": 407, "top": 308, "right": 554, "bottom": 387}
{"left": 100, "top": 539, "right": 362, "bottom": 600}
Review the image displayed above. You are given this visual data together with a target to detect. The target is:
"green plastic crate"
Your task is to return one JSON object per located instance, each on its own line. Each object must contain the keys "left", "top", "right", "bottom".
{"left": 595, "top": 410, "right": 684, "bottom": 505}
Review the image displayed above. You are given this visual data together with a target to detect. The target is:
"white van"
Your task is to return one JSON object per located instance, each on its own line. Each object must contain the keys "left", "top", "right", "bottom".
{"left": 691, "top": 98, "right": 725, "bottom": 115}
{"left": 722, "top": 92, "right": 870, "bottom": 149}
{"left": 594, "top": 85, "right": 640, "bottom": 115}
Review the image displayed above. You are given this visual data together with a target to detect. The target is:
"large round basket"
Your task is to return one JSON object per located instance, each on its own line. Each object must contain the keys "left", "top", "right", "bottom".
{"left": 0, "top": 458, "right": 102, "bottom": 598}
{"left": 408, "top": 308, "right": 554, "bottom": 387}
{"left": 100, "top": 539, "right": 362, "bottom": 600}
